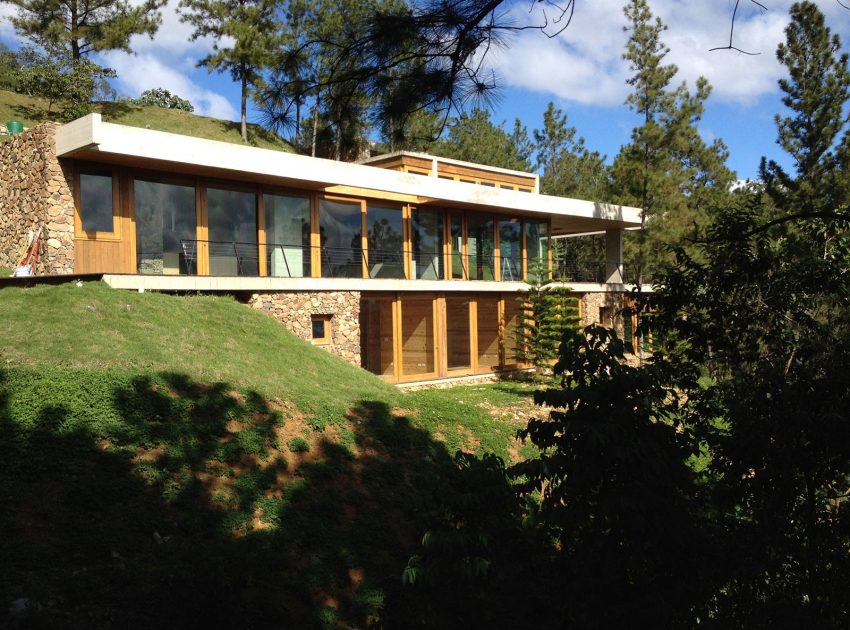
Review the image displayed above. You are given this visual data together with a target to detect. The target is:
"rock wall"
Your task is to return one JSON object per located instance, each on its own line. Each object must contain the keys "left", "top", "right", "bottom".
{"left": 247, "top": 291, "right": 361, "bottom": 366}
{"left": 0, "top": 123, "right": 75, "bottom": 275}
{"left": 577, "top": 291, "right": 629, "bottom": 336}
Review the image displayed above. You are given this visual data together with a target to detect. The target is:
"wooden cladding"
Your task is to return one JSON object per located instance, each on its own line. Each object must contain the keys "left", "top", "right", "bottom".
{"left": 361, "top": 292, "right": 524, "bottom": 383}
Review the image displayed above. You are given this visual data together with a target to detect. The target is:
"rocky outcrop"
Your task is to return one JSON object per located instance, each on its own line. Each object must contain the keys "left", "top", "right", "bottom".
{"left": 247, "top": 291, "right": 361, "bottom": 366}
{"left": 0, "top": 123, "right": 75, "bottom": 275}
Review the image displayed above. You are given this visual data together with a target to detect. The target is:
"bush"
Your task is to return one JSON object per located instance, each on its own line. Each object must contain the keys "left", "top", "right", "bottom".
{"left": 130, "top": 88, "right": 194, "bottom": 112}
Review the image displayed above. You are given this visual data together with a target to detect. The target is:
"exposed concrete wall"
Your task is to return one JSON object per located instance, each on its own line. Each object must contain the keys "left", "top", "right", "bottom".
{"left": 247, "top": 291, "right": 361, "bottom": 366}
{"left": 0, "top": 123, "right": 75, "bottom": 275}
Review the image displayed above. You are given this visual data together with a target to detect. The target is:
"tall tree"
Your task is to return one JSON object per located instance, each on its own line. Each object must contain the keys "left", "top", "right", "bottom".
{"left": 5, "top": 0, "right": 165, "bottom": 60}
{"left": 431, "top": 109, "right": 532, "bottom": 172}
{"left": 180, "top": 0, "right": 278, "bottom": 142}
{"left": 611, "top": 0, "right": 734, "bottom": 282}
{"left": 533, "top": 101, "right": 609, "bottom": 201}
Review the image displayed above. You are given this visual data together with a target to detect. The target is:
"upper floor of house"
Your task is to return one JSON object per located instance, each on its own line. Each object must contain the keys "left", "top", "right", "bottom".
{"left": 35, "top": 114, "right": 641, "bottom": 291}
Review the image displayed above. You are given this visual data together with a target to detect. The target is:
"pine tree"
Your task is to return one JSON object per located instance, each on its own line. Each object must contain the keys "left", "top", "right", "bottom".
{"left": 6, "top": 0, "right": 164, "bottom": 60}
{"left": 180, "top": 0, "right": 278, "bottom": 142}
{"left": 514, "top": 259, "right": 580, "bottom": 374}
{"left": 611, "top": 0, "right": 734, "bottom": 282}
{"left": 431, "top": 109, "right": 532, "bottom": 171}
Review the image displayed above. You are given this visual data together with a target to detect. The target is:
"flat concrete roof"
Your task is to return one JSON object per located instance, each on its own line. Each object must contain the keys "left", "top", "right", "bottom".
{"left": 55, "top": 115, "right": 642, "bottom": 235}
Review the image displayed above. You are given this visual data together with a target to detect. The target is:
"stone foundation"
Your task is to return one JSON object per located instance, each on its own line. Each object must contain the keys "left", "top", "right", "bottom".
{"left": 247, "top": 291, "right": 361, "bottom": 366}
{"left": 0, "top": 123, "right": 75, "bottom": 274}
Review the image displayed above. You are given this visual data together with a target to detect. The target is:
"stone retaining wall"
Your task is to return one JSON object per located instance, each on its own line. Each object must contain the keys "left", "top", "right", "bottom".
{"left": 578, "top": 291, "right": 629, "bottom": 336}
{"left": 247, "top": 291, "right": 361, "bottom": 366}
{"left": 0, "top": 124, "right": 75, "bottom": 275}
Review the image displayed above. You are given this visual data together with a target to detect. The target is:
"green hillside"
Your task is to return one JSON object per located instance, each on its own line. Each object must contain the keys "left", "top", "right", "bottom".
{"left": 0, "top": 281, "right": 539, "bottom": 628}
{"left": 0, "top": 88, "right": 294, "bottom": 151}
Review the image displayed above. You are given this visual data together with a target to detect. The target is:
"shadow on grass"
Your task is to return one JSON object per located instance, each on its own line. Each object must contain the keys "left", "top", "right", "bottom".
{"left": 0, "top": 369, "right": 455, "bottom": 628}
{"left": 98, "top": 100, "right": 136, "bottom": 120}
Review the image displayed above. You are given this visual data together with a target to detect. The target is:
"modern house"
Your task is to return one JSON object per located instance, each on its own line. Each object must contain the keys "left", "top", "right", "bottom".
{"left": 0, "top": 114, "right": 642, "bottom": 384}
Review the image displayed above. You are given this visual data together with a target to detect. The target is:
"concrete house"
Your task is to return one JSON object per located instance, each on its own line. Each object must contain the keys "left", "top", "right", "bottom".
{"left": 0, "top": 114, "right": 642, "bottom": 384}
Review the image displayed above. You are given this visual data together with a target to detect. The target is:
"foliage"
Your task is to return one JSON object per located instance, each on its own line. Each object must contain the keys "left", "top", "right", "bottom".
{"left": 4, "top": 0, "right": 165, "bottom": 60}
{"left": 533, "top": 101, "right": 609, "bottom": 201}
{"left": 514, "top": 261, "right": 580, "bottom": 372}
{"left": 130, "top": 88, "right": 194, "bottom": 112}
{"left": 610, "top": 0, "right": 734, "bottom": 282}
{"left": 430, "top": 108, "right": 532, "bottom": 171}
{"left": 12, "top": 50, "right": 116, "bottom": 120}
{"left": 179, "top": 0, "right": 277, "bottom": 140}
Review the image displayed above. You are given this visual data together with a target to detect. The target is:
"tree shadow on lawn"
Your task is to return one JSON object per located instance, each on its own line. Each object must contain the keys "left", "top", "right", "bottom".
{"left": 0, "top": 370, "right": 455, "bottom": 629}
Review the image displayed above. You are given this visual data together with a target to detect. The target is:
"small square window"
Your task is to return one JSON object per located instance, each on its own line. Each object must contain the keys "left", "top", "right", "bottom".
{"left": 311, "top": 315, "right": 332, "bottom": 345}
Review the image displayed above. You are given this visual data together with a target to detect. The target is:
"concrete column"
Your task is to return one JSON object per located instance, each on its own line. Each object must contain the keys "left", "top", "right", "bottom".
{"left": 605, "top": 229, "right": 623, "bottom": 284}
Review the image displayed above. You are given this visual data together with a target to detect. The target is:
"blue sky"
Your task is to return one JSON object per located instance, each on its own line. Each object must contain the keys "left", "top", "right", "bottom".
{"left": 3, "top": 0, "right": 850, "bottom": 180}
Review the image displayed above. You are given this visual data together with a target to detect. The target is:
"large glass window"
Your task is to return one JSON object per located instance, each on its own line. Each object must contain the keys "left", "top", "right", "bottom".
{"left": 525, "top": 220, "right": 550, "bottom": 280}
{"left": 400, "top": 297, "right": 435, "bottom": 377}
{"left": 467, "top": 214, "right": 495, "bottom": 281}
{"left": 206, "top": 187, "right": 258, "bottom": 276}
{"left": 446, "top": 297, "right": 471, "bottom": 371}
{"left": 450, "top": 214, "right": 465, "bottom": 279}
{"left": 367, "top": 204, "right": 404, "bottom": 278}
{"left": 499, "top": 219, "right": 522, "bottom": 281}
{"left": 320, "top": 199, "right": 362, "bottom": 278}
{"left": 265, "top": 193, "right": 311, "bottom": 277}
{"left": 412, "top": 208, "right": 444, "bottom": 280}
{"left": 134, "top": 179, "right": 196, "bottom": 275}
{"left": 79, "top": 168, "right": 114, "bottom": 233}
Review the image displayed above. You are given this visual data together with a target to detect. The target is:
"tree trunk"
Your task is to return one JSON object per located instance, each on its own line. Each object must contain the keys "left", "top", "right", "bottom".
{"left": 311, "top": 92, "right": 320, "bottom": 158}
{"left": 240, "top": 68, "right": 248, "bottom": 143}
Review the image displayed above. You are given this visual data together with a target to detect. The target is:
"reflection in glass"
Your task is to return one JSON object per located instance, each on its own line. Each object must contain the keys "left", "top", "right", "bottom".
{"left": 525, "top": 220, "right": 549, "bottom": 280}
{"left": 207, "top": 187, "right": 258, "bottom": 276}
{"left": 412, "top": 208, "right": 443, "bottom": 279}
{"left": 499, "top": 219, "right": 521, "bottom": 281}
{"left": 135, "top": 179, "right": 196, "bottom": 275}
{"left": 320, "top": 199, "right": 362, "bottom": 278}
{"left": 367, "top": 204, "right": 404, "bottom": 278}
{"left": 265, "top": 194, "right": 311, "bottom": 277}
{"left": 450, "top": 214, "right": 464, "bottom": 279}
{"left": 467, "top": 214, "right": 494, "bottom": 280}
{"left": 80, "top": 169, "right": 113, "bottom": 232}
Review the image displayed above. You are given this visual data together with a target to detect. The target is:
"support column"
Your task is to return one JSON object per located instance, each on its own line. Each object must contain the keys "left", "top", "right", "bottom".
{"left": 605, "top": 229, "right": 623, "bottom": 284}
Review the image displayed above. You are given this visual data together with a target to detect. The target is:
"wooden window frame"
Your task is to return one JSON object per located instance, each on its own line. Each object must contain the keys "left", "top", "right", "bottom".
{"left": 74, "top": 163, "right": 121, "bottom": 241}
{"left": 311, "top": 314, "right": 332, "bottom": 345}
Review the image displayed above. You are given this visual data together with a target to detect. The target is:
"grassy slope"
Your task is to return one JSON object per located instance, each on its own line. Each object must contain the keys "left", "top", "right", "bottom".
{"left": 0, "top": 282, "right": 541, "bottom": 628}
{"left": 0, "top": 89, "right": 293, "bottom": 151}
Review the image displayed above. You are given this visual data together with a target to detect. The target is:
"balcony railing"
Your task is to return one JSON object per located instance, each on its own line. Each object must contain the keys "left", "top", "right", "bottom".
{"left": 154, "top": 240, "right": 624, "bottom": 284}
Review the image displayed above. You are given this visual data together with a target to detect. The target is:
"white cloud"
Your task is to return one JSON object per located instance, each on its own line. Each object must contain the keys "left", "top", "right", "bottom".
{"left": 0, "top": 4, "right": 18, "bottom": 41}
{"left": 100, "top": 51, "right": 237, "bottom": 120}
{"left": 492, "top": 0, "right": 850, "bottom": 107}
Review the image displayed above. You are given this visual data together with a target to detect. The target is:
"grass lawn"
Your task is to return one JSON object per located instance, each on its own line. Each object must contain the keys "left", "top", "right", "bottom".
{"left": 0, "top": 281, "right": 545, "bottom": 628}
{"left": 0, "top": 89, "right": 293, "bottom": 151}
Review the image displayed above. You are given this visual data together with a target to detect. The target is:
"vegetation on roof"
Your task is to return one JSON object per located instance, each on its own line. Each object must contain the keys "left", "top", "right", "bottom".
{"left": 0, "top": 88, "right": 294, "bottom": 151}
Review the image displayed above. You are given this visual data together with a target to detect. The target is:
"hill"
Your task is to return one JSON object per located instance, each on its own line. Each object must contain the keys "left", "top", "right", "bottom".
{"left": 0, "top": 281, "right": 539, "bottom": 628}
{"left": 0, "top": 88, "right": 294, "bottom": 151}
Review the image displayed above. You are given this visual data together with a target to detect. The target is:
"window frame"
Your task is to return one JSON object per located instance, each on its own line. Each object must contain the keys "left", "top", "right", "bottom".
{"left": 74, "top": 164, "right": 121, "bottom": 240}
{"left": 311, "top": 314, "right": 332, "bottom": 345}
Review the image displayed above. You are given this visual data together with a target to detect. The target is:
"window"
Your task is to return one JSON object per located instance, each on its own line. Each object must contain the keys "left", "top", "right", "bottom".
{"left": 366, "top": 204, "right": 404, "bottom": 278}
{"left": 134, "top": 178, "right": 196, "bottom": 275}
{"left": 206, "top": 186, "right": 258, "bottom": 276}
{"left": 499, "top": 219, "right": 521, "bottom": 281}
{"left": 320, "top": 199, "right": 362, "bottom": 278}
{"left": 411, "top": 208, "right": 444, "bottom": 279}
{"left": 467, "top": 214, "right": 495, "bottom": 280}
{"left": 311, "top": 314, "right": 332, "bottom": 345}
{"left": 79, "top": 167, "right": 115, "bottom": 234}
{"left": 265, "top": 193, "right": 311, "bottom": 278}
{"left": 525, "top": 220, "right": 549, "bottom": 280}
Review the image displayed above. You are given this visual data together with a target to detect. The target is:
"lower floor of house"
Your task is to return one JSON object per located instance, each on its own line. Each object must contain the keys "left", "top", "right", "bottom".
{"left": 244, "top": 288, "right": 636, "bottom": 384}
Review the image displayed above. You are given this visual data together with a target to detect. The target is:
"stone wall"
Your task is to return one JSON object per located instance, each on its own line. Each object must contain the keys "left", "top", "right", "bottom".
{"left": 0, "top": 123, "right": 75, "bottom": 275}
{"left": 577, "top": 291, "right": 629, "bottom": 336}
{"left": 247, "top": 291, "right": 361, "bottom": 366}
